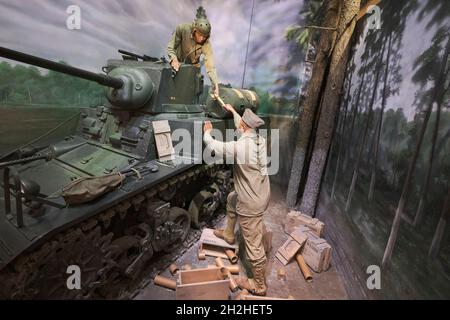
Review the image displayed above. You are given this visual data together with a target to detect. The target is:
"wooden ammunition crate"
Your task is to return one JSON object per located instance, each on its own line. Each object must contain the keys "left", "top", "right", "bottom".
{"left": 284, "top": 210, "right": 325, "bottom": 236}
{"left": 176, "top": 267, "right": 230, "bottom": 300}
{"left": 301, "top": 231, "right": 332, "bottom": 273}
{"left": 275, "top": 226, "right": 309, "bottom": 265}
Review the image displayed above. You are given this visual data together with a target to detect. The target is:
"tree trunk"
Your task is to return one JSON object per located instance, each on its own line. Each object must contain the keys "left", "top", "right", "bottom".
{"left": 428, "top": 185, "right": 450, "bottom": 259}
{"left": 286, "top": 0, "right": 341, "bottom": 208}
{"left": 299, "top": 0, "right": 362, "bottom": 217}
{"left": 324, "top": 78, "right": 348, "bottom": 184}
{"left": 435, "top": 127, "right": 450, "bottom": 157}
{"left": 345, "top": 41, "right": 386, "bottom": 212}
{"left": 391, "top": 170, "right": 397, "bottom": 187}
{"left": 412, "top": 34, "right": 450, "bottom": 226}
{"left": 413, "top": 101, "right": 442, "bottom": 226}
{"left": 331, "top": 63, "right": 354, "bottom": 199}
{"left": 323, "top": 110, "right": 339, "bottom": 183}
{"left": 27, "top": 86, "right": 32, "bottom": 105}
{"left": 382, "top": 33, "right": 450, "bottom": 268}
{"left": 343, "top": 61, "right": 367, "bottom": 171}
{"left": 366, "top": 111, "right": 377, "bottom": 165}
{"left": 368, "top": 33, "right": 393, "bottom": 201}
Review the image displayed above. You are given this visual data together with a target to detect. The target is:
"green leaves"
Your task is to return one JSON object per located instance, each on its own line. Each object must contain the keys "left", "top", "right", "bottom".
{"left": 285, "top": 25, "right": 311, "bottom": 50}
{"left": 413, "top": 26, "right": 450, "bottom": 85}
{"left": 284, "top": 0, "right": 325, "bottom": 50}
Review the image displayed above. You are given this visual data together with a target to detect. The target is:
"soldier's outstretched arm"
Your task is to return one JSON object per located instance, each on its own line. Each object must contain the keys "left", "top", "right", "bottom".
{"left": 203, "top": 121, "right": 236, "bottom": 158}
{"left": 224, "top": 104, "right": 242, "bottom": 130}
{"left": 167, "top": 25, "right": 182, "bottom": 63}
{"left": 203, "top": 42, "right": 219, "bottom": 96}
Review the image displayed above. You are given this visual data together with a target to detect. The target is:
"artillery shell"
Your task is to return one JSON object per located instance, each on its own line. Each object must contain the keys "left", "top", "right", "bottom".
{"left": 224, "top": 249, "right": 238, "bottom": 264}
{"left": 154, "top": 275, "right": 176, "bottom": 290}
{"left": 169, "top": 264, "right": 179, "bottom": 275}
{"left": 295, "top": 254, "right": 313, "bottom": 282}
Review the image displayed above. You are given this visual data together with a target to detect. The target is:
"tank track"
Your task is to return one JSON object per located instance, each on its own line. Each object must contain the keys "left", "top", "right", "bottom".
{"left": 120, "top": 208, "right": 226, "bottom": 300}
{"left": 0, "top": 163, "right": 232, "bottom": 299}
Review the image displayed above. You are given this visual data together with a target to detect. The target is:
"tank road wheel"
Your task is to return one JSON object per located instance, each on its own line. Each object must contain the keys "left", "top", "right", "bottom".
{"left": 188, "top": 183, "right": 222, "bottom": 228}
{"left": 162, "top": 207, "right": 191, "bottom": 253}
{"left": 109, "top": 223, "right": 154, "bottom": 280}
{"left": 108, "top": 236, "right": 141, "bottom": 277}
{"left": 0, "top": 164, "right": 231, "bottom": 299}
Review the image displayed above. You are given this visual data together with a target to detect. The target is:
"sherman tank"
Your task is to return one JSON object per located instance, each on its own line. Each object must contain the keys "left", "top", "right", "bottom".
{"left": 0, "top": 47, "right": 260, "bottom": 299}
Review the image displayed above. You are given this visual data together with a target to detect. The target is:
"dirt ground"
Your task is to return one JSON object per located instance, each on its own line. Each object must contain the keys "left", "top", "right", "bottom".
{"left": 135, "top": 188, "right": 348, "bottom": 300}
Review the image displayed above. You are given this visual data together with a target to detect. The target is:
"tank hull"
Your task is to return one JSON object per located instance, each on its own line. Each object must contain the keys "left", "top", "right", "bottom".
{"left": 0, "top": 48, "right": 261, "bottom": 299}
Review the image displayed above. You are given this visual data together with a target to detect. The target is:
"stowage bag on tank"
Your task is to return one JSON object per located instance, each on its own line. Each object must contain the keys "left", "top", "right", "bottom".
{"left": 205, "top": 87, "right": 259, "bottom": 119}
{"left": 61, "top": 173, "right": 124, "bottom": 205}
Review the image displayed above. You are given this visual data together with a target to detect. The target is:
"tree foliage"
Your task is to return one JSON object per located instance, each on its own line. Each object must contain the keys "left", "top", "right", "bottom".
{"left": 0, "top": 61, "right": 105, "bottom": 107}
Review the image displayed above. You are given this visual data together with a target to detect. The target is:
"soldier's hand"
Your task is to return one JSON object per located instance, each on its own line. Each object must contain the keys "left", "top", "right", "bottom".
{"left": 203, "top": 121, "right": 213, "bottom": 133}
{"left": 171, "top": 58, "right": 180, "bottom": 72}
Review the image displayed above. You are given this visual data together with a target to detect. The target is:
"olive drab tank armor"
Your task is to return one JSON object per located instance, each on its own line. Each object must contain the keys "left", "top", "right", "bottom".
{"left": 0, "top": 46, "right": 262, "bottom": 299}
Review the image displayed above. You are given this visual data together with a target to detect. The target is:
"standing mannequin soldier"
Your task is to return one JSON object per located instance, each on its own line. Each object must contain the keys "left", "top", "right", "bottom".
{"left": 167, "top": 6, "right": 220, "bottom": 97}
{"left": 203, "top": 104, "right": 271, "bottom": 296}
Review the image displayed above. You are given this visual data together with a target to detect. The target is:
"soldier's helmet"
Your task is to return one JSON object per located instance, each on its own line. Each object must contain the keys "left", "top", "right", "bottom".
{"left": 193, "top": 6, "right": 211, "bottom": 38}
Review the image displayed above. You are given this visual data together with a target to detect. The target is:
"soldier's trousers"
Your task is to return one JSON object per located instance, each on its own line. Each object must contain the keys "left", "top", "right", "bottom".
{"left": 225, "top": 191, "right": 267, "bottom": 267}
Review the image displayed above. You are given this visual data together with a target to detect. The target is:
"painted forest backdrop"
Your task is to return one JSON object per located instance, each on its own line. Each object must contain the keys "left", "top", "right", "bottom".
{"left": 321, "top": 0, "right": 450, "bottom": 299}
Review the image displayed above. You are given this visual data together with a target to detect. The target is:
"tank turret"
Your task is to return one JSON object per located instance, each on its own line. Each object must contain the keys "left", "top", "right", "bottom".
{"left": 0, "top": 47, "right": 259, "bottom": 117}
{"left": 0, "top": 47, "right": 156, "bottom": 110}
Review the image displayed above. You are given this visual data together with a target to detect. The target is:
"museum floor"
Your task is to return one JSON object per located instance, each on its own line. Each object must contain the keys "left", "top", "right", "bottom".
{"left": 135, "top": 187, "right": 348, "bottom": 300}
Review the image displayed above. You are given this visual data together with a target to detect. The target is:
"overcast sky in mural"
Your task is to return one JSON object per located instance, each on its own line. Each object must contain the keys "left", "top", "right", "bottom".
{"left": 0, "top": 0, "right": 305, "bottom": 96}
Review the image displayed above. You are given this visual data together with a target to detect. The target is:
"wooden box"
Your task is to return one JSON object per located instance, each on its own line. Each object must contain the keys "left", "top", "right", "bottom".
{"left": 176, "top": 267, "right": 230, "bottom": 300}
{"left": 284, "top": 210, "right": 325, "bottom": 237}
{"left": 199, "top": 228, "right": 238, "bottom": 259}
{"left": 301, "top": 230, "right": 332, "bottom": 273}
{"left": 275, "top": 226, "right": 309, "bottom": 265}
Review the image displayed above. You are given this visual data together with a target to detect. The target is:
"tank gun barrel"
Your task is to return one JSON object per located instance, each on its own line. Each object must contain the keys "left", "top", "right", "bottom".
{"left": 0, "top": 47, "right": 124, "bottom": 89}
{"left": 0, "top": 154, "right": 49, "bottom": 169}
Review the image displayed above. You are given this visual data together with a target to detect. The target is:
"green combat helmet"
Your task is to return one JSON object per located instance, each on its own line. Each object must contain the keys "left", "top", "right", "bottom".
{"left": 193, "top": 6, "right": 211, "bottom": 38}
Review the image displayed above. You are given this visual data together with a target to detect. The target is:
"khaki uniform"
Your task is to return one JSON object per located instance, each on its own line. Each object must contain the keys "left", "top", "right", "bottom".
{"left": 204, "top": 111, "right": 271, "bottom": 269}
{"left": 226, "top": 191, "right": 267, "bottom": 266}
{"left": 167, "top": 23, "right": 219, "bottom": 88}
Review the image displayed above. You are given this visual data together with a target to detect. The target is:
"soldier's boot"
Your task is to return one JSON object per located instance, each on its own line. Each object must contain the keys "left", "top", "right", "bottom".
{"left": 236, "top": 262, "right": 267, "bottom": 296}
{"left": 213, "top": 214, "right": 236, "bottom": 245}
{"left": 236, "top": 277, "right": 267, "bottom": 296}
{"left": 213, "top": 225, "right": 235, "bottom": 245}
{"left": 252, "top": 262, "right": 268, "bottom": 296}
